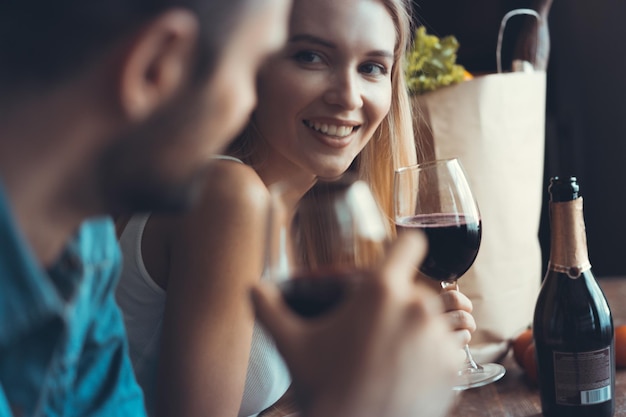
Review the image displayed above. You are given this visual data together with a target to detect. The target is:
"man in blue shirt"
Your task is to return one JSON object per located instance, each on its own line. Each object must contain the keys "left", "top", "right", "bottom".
{"left": 0, "top": 1, "right": 291, "bottom": 415}
{"left": 0, "top": 208, "right": 142, "bottom": 416}
{"left": 0, "top": 1, "right": 463, "bottom": 416}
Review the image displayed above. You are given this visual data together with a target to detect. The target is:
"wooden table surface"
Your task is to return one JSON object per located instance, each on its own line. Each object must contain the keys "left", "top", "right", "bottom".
{"left": 447, "top": 276, "right": 626, "bottom": 417}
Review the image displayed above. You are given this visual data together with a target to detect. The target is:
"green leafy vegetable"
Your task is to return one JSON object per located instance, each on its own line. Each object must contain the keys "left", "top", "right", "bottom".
{"left": 405, "top": 26, "right": 468, "bottom": 95}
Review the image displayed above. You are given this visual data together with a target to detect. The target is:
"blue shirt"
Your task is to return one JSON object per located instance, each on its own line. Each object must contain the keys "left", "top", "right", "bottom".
{"left": 0, "top": 185, "right": 147, "bottom": 416}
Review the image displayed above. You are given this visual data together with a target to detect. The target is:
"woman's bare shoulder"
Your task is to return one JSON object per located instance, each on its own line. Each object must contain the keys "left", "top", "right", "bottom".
{"left": 200, "top": 159, "right": 269, "bottom": 208}
{"left": 165, "top": 160, "right": 269, "bottom": 238}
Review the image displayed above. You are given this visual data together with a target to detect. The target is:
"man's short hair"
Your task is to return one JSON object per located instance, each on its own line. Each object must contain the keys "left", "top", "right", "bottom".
{"left": 0, "top": 0, "right": 247, "bottom": 90}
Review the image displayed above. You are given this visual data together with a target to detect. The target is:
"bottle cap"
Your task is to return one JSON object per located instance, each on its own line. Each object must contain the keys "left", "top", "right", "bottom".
{"left": 549, "top": 176, "right": 580, "bottom": 202}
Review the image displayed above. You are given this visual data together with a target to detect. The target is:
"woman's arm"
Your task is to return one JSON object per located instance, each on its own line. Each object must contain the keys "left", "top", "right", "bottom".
{"left": 152, "top": 161, "right": 271, "bottom": 417}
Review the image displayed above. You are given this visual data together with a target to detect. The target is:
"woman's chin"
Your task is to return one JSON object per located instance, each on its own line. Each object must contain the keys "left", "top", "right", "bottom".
{"left": 312, "top": 162, "right": 357, "bottom": 182}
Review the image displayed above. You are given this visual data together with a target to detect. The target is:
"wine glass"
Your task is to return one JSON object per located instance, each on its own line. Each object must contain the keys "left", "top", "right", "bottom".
{"left": 264, "top": 174, "right": 389, "bottom": 318}
{"left": 393, "top": 157, "right": 506, "bottom": 390}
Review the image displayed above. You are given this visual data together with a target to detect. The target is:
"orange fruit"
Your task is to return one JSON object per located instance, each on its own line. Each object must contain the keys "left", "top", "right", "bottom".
{"left": 512, "top": 328, "right": 533, "bottom": 369}
{"left": 615, "top": 324, "right": 626, "bottom": 369}
{"left": 523, "top": 343, "right": 538, "bottom": 386}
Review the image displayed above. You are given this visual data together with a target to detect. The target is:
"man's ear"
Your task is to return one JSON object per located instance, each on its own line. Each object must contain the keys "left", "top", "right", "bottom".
{"left": 117, "top": 9, "right": 199, "bottom": 121}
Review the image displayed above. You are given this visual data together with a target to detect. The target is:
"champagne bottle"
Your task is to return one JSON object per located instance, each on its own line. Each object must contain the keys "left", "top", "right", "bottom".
{"left": 533, "top": 176, "right": 615, "bottom": 417}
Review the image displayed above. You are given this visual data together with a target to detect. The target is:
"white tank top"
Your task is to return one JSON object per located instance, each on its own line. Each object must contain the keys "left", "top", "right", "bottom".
{"left": 115, "top": 159, "right": 291, "bottom": 417}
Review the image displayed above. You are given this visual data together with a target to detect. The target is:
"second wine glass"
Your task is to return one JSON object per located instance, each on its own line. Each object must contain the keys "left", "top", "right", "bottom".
{"left": 393, "top": 157, "right": 506, "bottom": 390}
{"left": 264, "top": 174, "right": 389, "bottom": 318}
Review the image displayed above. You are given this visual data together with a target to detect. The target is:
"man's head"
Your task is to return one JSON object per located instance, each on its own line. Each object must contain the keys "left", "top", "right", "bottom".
{"left": 0, "top": 0, "right": 290, "bottom": 213}
{"left": 0, "top": 1, "right": 280, "bottom": 94}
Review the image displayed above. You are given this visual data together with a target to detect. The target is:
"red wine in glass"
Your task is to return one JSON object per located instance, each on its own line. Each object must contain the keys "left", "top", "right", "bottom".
{"left": 396, "top": 213, "right": 481, "bottom": 282}
{"left": 279, "top": 270, "right": 363, "bottom": 318}
{"left": 393, "top": 158, "right": 505, "bottom": 390}
{"left": 267, "top": 176, "right": 388, "bottom": 320}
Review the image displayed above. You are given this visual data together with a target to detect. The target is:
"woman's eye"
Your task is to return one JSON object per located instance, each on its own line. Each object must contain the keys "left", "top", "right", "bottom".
{"left": 360, "top": 62, "right": 388, "bottom": 77}
{"left": 294, "top": 51, "right": 323, "bottom": 64}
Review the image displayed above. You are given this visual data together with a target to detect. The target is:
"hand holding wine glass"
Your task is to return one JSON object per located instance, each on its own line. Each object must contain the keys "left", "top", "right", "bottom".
{"left": 254, "top": 201, "right": 462, "bottom": 417}
{"left": 252, "top": 174, "right": 464, "bottom": 417}
{"left": 394, "top": 157, "right": 506, "bottom": 390}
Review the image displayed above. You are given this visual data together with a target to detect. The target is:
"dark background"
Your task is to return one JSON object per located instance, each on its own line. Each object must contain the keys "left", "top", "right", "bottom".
{"left": 412, "top": 0, "right": 626, "bottom": 277}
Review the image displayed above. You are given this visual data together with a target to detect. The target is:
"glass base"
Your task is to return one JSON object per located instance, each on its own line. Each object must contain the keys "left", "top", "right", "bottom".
{"left": 452, "top": 362, "right": 506, "bottom": 391}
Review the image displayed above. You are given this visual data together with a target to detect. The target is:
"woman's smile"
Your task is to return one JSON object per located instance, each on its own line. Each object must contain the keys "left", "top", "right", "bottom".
{"left": 302, "top": 118, "right": 362, "bottom": 148}
{"left": 303, "top": 119, "right": 360, "bottom": 138}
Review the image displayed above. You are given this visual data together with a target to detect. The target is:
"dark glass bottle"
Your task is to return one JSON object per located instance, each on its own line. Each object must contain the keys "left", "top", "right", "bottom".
{"left": 533, "top": 176, "right": 615, "bottom": 417}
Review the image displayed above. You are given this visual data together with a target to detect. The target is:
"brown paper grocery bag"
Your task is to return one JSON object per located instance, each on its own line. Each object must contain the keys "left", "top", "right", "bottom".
{"left": 412, "top": 38, "right": 546, "bottom": 363}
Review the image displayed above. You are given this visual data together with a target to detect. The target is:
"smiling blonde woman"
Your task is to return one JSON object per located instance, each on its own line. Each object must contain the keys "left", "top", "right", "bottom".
{"left": 115, "top": 0, "right": 475, "bottom": 416}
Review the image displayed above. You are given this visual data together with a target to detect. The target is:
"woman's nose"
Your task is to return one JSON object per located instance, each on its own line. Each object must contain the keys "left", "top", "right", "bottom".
{"left": 323, "top": 70, "right": 364, "bottom": 110}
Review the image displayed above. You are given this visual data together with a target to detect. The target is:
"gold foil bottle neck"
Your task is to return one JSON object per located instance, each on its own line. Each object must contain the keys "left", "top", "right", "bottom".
{"left": 549, "top": 197, "right": 591, "bottom": 279}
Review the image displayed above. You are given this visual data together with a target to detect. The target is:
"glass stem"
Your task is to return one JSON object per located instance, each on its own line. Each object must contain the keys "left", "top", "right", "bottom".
{"left": 440, "top": 280, "right": 483, "bottom": 373}
{"left": 463, "top": 344, "right": 482, "bottom": 371}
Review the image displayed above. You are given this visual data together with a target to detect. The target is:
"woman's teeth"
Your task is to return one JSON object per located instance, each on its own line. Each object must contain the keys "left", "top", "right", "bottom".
{"left": 305, "top": 120, "right": 356, "bottom": 138}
